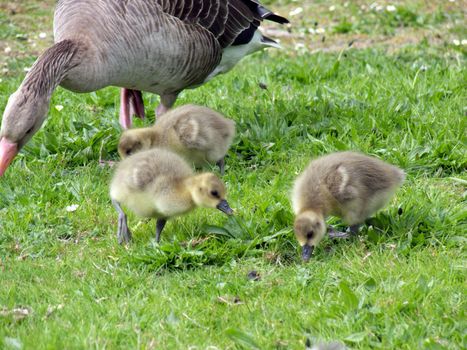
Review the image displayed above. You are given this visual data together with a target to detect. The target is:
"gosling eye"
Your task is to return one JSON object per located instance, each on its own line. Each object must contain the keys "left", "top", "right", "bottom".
{"left": 306, "top": 230, "right": 314, "bottom": 239}
{"left": 125, "top": 149, "right": 132, "bottom": 156}
{"left": 210, "top": 190, "right": 220, "bottom": 198}
{"left": 25, "top": 127, "right": 34, "bottom": 135}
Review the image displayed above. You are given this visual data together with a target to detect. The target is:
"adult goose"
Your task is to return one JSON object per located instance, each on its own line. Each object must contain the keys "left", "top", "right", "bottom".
{"left": 0, "top": 0, "right": 288, "bottom": 176}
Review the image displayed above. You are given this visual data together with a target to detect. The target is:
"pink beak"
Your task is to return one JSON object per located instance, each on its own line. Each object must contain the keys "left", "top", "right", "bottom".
{"left": 0, "top": 137, "right": 18, "bottom": 176}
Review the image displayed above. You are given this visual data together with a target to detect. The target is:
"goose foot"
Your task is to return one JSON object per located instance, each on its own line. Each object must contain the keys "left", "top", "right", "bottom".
{"left": 155, "top": 93, "right": 178, "bottom": 119}
{"left": 155, "top": 218, "right": 167, "bottom": 243}
{"left": 119, "top": 89, "right": 145, "bottom": 129}
{"left": 216, "top": 158, "right": 225, "bottom": 175}
{"left": 112, "top": 200, "right": 132, "bottom": 244}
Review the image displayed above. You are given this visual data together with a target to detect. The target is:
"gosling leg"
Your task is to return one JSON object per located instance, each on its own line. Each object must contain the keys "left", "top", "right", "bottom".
{"left": 112, "top": 200, "right": 132, "bottom": 244}
{"left": 349, "top": 224, "right": 361, "bottom": 235}
{"left": 155, "top": 218, "right": 167, "bottom": 243}
{"left": 216, "top": 158, "right": 225, "bottom": 175}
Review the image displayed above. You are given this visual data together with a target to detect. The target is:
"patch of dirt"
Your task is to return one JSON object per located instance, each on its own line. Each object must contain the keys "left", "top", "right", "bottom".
{"left": 261, "top": 0, "right": 465, "bottom": 54}
{"left": 0, "top": 0, "right": 55, "bottom": 66}
{"left": 263, "top": 25, "right": 450, "bottom": 54}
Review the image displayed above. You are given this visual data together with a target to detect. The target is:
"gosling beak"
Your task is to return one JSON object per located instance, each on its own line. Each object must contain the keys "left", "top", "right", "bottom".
{"left": 216, "top": 199, "right": 233, "bottom": 215}
{"left": 302, "top": 244, "right": 314, "bottom": 262}
{"left": 0, "top": 137, "right": 18, "bottom": 176}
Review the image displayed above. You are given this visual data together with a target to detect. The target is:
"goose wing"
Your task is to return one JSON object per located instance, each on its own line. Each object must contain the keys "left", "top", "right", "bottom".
{"left": 122, "top": 150, "right": 192, "bottom": 191}
{"left": 156, "top": 0, "right": 288, "bottom": 48}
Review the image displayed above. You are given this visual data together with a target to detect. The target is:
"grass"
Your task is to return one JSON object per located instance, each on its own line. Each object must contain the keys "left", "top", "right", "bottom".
{"left": 0, "top": 0, "right": 466, "bottom": 349}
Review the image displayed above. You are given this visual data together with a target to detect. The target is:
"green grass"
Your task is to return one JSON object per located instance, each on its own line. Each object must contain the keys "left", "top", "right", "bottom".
{"left": 0, "top": 1, "right": 466, "bottom": 349}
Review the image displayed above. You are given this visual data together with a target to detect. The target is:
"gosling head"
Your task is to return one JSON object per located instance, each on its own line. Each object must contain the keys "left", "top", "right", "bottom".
{"left": 293, "top": 210, "right": 326, "bottom": 262}
{"left": 118, "top": 128, "right": 154, "bottom": 158}
{"left": 188, "top": 173, "right": 233, "bottom": 215}
{"left": 0, "top": 89, "right": 50, "bottom": 176}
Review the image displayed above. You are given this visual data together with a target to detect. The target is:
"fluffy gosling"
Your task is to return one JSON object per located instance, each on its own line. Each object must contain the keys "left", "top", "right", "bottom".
{"left": 110, "top": 148, "right": 233, "bottom": 244}
{"left": 292, "top": 151, "right": 405, "bottom": 261}
{"left": 118, "top": 104, "right": 235, "bottom": 174}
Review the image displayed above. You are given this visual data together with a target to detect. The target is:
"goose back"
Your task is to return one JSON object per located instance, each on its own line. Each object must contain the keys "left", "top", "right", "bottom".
{"left": 54, "top": 0, "right": 287, "bottom": 94}
{"left": 55, "top": 0, "right": 222, "bottom": 93}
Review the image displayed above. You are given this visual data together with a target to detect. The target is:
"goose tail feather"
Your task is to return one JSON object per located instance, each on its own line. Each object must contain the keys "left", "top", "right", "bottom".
{"left": 256, "top": 5, "right": 289, "bottom": 24}
{"left": 259, "top": 10, "right": 289, "bottom": 24}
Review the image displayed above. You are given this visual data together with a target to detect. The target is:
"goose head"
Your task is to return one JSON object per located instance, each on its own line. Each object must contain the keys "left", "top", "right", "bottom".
{"left": 187, "top": 173, "right": 233, "bottom": 215}
{"left": 0, "top": 89, "right": 50, "bottom": 176}
{"left": 293, "top": 210, "right": 326, "bottom": 262}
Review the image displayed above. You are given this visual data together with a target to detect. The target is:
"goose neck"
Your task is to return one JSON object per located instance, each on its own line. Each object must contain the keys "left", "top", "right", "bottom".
{"left": 21, "top": 39, "right": 81, "bottom": 99}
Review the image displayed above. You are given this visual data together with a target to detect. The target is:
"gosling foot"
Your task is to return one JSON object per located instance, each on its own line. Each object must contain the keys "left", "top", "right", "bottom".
{"left": 328, "top": 226, "right": 351, "bottom": 239}
{"left": 328, "top": 224, "right": 361, "bottom": 239}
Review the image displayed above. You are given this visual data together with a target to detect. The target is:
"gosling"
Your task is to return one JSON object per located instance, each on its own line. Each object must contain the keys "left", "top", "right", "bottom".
{"left": 292, "top": 151, "right": 405, "bottom": 261}
{"left": 110, "top": 148, "right": 233, "bottom": 244}
{"left": 118, "top": 104, "right": 235, "bottom": 174}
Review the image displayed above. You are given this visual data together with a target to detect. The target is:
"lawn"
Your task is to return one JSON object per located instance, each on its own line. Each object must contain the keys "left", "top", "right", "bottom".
{"left": 0, "top": 1, "right": 466, "bottom": 349}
